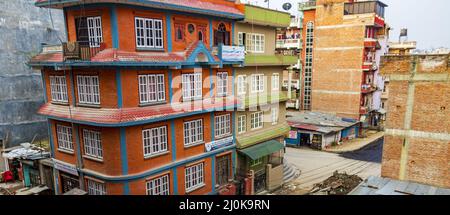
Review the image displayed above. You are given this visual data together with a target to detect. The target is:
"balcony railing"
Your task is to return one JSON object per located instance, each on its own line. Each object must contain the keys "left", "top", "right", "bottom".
{"left": 361, "top": 84, "right": 376, "bottom": 93}
{"left": 299, "top": 1, "right": 316, "bottom": 10}
{"left": 344, "top": 1, "right": 387, "bottom": 18}
{"left": 276, "top": 39, "right": 302, "bottom": 49}
{"left": 63, "top": 41, "right": 106, "bottom": 61}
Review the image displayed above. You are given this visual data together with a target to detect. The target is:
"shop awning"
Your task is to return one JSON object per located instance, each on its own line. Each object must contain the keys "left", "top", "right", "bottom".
{"left": 238, "top": 140, "right": 284, "bottom": 160}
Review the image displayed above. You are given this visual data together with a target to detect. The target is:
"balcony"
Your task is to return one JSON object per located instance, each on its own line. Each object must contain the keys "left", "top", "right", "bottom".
{"left": 276, "top": 39, "right": 302, "bottom": 49}
{"left": 289, "top": 17, "right": 302, "bottom": 29}
{"left": 63, "top": 41, "right": 106, "bottom": 61}
{"left": 282, "top": 80, "right": 300, "bottom": 90}
{"left": 344, "top": 1, "right": 387, "bottom": 19}
{"left": 299, "top": 1, "right": 316, "bottom": 11}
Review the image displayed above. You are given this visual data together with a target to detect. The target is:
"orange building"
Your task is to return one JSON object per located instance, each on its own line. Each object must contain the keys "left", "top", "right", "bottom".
{"left": 30, "top": 0, "right": 246, "bottom": 195}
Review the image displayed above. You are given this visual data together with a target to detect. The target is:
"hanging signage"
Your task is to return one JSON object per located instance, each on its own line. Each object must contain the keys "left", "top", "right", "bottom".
{"left": 53, "top": 159, "right": 79, "bottom": 176}
{"left": 221, "top": 45, "right": 245, "bottom": 62}
{"left": 205, "top": 136, "right": 234, "bottom": 152}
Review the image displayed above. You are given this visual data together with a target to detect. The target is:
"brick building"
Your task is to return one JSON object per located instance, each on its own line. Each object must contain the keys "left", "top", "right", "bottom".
{"left": 29, "top": 0, "right": 247, "bottom": 195}
{"left": 380, "top": 54, "right": 450, "bottom": 188}
{"left": 297, "top": 0, "right": 389, "bottom": 130}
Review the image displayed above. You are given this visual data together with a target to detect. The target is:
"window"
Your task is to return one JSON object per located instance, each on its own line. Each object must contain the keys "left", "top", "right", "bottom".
{"left": 303, "top": 21, "right": 314, "bottom": 110}
{"left": 83, "top": 129, "right": 103, "bottom": 160}
{"left": 142, "top": 126, "right": 168, "bottom": 157}
{"left": 237, "top": 115, "right": 246, "bottom": 134}
{"left": 138, "top": 74, "right": 165, "bottom": 104}
{"left": 183, "top": 119, "right": 203, "bottom": 146}
{"left": 75, "top": 16, "right": 103, "bottom": 47}
{"left": 245, "top": 33, "right": 265, "bottom": 53}
{"left": 56, "top": 125, "right": 73, "bottom": 152}
{"left": 185, "top": 163, "right": 204, "bottom": 192}
{"left": 251, "top": 74, "right": 264, "bottom": 93}
{"left": 175, "top": 23, "right": 184, "bottom": 41}
{"left": 217, "top": 72, "right": 228, "bottom": 97}
{"left": 135, "top": 17, "right": 164, "bottom": 49}
{"left": 250, "top": 112, "right": 263, "bottom": 130}
{"left": 237, "top": 75, "right": 247, "bottom": 95}
{"left": 146, "top": 174, "right": 170, "bottom": 195}
{"left": 87, "top": 179, "right": 106, "bottom": 195}
{"left": 214, "top": 23, "right": 230, "bottom": 46}
{"left": 182, "top": 73, "right": 202, "bottom": 101}
{"left": 77, "top": 75, "right": 100, "bottom": 105}
{"left": 215, "top": 114, "right": 231, "bottom": 138}
{"left": 271, "top": 107, "right": 279, "bottom": 125}
{"left": 250, "top": 157, "right": 263, "bottom": 167}
{"left": 238, "top": 32, "right": 245, "bottom": 46}
{"left": 216, "top": 155, "right": 230, "bottom": 186}
{"left": 50, "top": 76, "right": 68, "bottom": 103}
{"left": 272, "top": 73, "right": 279, "bottom": 90}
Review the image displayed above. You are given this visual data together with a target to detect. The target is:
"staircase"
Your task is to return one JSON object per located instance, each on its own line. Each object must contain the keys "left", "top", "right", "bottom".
{"left": 283, "top": 158, "right": 301, "bottom": 183}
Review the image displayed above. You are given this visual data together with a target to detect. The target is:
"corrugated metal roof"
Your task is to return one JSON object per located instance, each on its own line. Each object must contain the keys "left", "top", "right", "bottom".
{"left": 287, "top": 112, "right": 359, "bottom": 134}
{"left": 349, "top": 176, "right": 450, "bottom": 195}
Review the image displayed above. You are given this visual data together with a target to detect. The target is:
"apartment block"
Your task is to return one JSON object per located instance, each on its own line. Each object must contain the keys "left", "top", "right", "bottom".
{"left": 29, "top": 0, "right": 246, "bottom": 195}
{"left": 297, "top": 0, "right": 388, "bottom": 130}
{"left": 233, "top": 5, "right": 294, "bottom": 193}
{"left": 380, "top": 54, "right": 450, "bottom": 188}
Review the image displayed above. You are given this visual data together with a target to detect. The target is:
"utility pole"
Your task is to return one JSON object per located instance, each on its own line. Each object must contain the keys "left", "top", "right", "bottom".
{"left": 265, "top": 0, "right": 269, "bottom": 8}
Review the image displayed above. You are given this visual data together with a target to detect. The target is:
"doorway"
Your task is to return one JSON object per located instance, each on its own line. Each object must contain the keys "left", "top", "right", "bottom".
{"left": 60, "top": 173, "right": 80, "bottom": 193}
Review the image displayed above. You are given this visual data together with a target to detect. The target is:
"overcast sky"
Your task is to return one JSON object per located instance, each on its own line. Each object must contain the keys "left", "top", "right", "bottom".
{"left": 241, "top": 0, "right": 450, "bottom": 49}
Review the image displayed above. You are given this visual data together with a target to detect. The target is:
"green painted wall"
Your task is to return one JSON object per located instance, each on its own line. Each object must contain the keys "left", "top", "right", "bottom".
{"left": 244, "top": 5, "right": 291, "bottom": 28}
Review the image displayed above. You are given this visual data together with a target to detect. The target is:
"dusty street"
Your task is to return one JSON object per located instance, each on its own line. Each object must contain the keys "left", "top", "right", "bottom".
{"left": 285, "top": 138, "right": 383, "bottom": 191}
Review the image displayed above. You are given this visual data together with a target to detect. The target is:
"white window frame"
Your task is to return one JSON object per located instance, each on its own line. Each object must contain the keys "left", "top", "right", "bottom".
{"left": 251, "top": 74, "right": 264, "bottom": 93}
{"left": 87, "top": 16, "right": 103, "bottom": 48}
{"left": 138, "top": 74, "right": 165, "bottom": 104}
{"left": 182, "top": 73, "right": 202, "bottom": 101}
{"left": 216, "top": 72, "right": 228, "bottom": 97}
{"left": 135, "top": 17, "right": 164, "bottom": 49}
{"left": 87, "top": 179, "right": 106, "bottom": 195}
{"left": 142, "top": 126, "right": 168, "bottom": 157}
{"left": 250, "top": 111, "right": 264, "bottom": 130}
{"left": 185, "top": 163, "right": 204, "bottom": 192}
{"left": 271, "top": 107, "right": 279, "bottom": 125}
{"left": 215, "top": 114, "right": 231, "bottom": 138}
{"left": 237, "top": 75, "right": 247, "bottom": 96}
{"left": 77, "top": 75, "right": 100, "bottom": 105}
{"left": 245, "top": 33, "right": 265, "bottom": 53}
{"left": 146, "top": 174, "right": 170, "bottom": 195}
{"left": 183, "top": 119, "right": 203, "bottom": 146}
{"left": 49, "top": 76, "right": 68, "bottom": 103}
{"left": 237, "top": 115, "right": 246, "bottom": 134}
{"left": 272, "top": 73, "right": 280, "bottom": 91}
{"left": 238, "top": 32, "right": 244, "bottom": 46}
{"left": 83, "top": 129, "right": 103, "bottom": 160}
{"left": 56, "top": 125, "right": 73, "bottom": 152}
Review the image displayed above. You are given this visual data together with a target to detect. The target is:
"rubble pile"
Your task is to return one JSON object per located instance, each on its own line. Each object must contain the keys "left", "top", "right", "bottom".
{"left": 310, "top": 171, "right": 363, "bottom": 195}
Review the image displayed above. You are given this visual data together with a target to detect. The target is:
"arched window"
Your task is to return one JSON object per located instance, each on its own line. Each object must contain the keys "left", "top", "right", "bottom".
{"left": 214, "top": 23, "right": 230, "bottom": 46}
{"left": 303, "top": 21, "right": 314, "bottom": 110}
{"left": 198, "top": 31, "right": 203, "bottom": 41}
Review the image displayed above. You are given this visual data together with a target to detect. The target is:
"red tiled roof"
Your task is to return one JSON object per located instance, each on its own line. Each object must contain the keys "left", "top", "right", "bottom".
{"left": 36, "top": 0, "right": 243, "bottom": 17}
{"left": 39, "top": 97, "right": 239, "bottom": 126}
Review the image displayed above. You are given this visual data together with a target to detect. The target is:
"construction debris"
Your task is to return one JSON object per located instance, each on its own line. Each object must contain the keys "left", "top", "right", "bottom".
{"left": 310, "top": 171, "right": 363, "bottom": 195}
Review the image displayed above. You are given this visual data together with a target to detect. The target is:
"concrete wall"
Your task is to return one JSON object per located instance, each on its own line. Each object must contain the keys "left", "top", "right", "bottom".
{"left": 380, "top": 54, "right": 450, "bottom": 188}
{"left": 0, "top": 0, "right": 65, "bottom": 146}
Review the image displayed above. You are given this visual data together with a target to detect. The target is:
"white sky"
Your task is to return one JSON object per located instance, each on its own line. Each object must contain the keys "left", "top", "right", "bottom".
{"left": 240, "top": 0, "right": 450, "bottom": 49}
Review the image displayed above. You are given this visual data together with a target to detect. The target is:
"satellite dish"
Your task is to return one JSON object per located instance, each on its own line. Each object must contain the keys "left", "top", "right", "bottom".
{"left": 282, "top": 2, "right": 292, "bottom": 11}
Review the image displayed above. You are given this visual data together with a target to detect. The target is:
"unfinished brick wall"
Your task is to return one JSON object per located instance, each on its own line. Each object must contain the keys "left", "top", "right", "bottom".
{"left": 310, "top": 1, "right": 366, "bottom": 119}
{"left": 380, "top": 54, "right": 450, "bottom": 188}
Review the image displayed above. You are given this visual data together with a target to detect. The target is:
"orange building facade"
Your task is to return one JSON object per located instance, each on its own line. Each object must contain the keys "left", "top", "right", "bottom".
{"left": 30, "top": 0, "right": 246, "bottom": 195}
